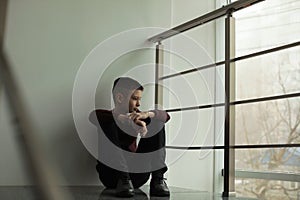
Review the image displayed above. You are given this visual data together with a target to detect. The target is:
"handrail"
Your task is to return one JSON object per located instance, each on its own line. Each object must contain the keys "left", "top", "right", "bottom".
{"left": 148, "top": 0, "right": 265, "bottom": 43}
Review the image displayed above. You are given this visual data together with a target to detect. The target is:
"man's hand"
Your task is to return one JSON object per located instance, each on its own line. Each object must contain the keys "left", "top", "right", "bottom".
{"left": 134, "top": 120, "right": 147, "bottom": 137}
{"left": 117, "top": 113, "right": 148, "bottom": 137}
{"left": 128, "top": 111, "right": 154, "bottom": 122}
{"left": 117, "top": 114, "right": 131, "bottom": 124}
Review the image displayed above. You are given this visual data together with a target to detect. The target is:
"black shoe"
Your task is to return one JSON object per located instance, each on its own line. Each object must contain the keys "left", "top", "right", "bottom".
{"left": 150, "top": 178, "right": 170, "bottom": 197}
{"left": 115, "top": 174, "right": 134, "bottom": 197}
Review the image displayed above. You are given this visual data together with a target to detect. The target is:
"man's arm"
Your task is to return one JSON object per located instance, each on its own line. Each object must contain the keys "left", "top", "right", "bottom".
{"left": 89, "top": 109, "right": 115, "bottom": 127}
{"left": 129, "top": 109, "right": 170, "bottom": 123}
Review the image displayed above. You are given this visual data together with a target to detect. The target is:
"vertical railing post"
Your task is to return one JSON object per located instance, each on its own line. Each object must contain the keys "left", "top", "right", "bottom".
{"left": 0, "top": 0, "right": 7, "bottom": 106}
{"left": 155, "top": 42, "right": 164, "bottom": 109}
{"left": 223, "top": 10, "right": 236, "bottom": 197}
{"left": 0, "top": 1, "right": 71, "bottom": 199}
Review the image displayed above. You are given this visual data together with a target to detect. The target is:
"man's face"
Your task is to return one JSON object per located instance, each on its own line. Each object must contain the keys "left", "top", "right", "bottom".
{"left": 128, "top": 89, "right": 142, "bottom": 113}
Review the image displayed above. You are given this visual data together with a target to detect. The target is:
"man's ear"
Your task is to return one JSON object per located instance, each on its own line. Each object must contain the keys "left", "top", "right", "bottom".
{"left": 115, "top": 93, "right": 124, "bottom": 104}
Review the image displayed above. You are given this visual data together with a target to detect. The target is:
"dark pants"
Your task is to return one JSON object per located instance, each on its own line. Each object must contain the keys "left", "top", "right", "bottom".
{"left": 96, "top": 121, "right": 167, "bottom": 189}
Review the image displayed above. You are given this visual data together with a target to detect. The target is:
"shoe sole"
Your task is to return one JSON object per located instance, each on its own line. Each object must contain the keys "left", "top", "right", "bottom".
{"left": 150, "top": 191, "right": 170, "bottom": 197}
{"left": 116, "top": 191, "right": 135, "bottom": 197}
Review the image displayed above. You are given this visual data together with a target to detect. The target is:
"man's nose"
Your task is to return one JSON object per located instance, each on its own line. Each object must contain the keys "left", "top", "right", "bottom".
{"left": 136, "top": 100, "right": 140, "bottom": 107}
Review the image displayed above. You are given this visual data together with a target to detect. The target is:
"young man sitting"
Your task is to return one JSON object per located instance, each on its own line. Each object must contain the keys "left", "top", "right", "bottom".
{"left": 89, "top": 77, "right": 170, "bottom": 197}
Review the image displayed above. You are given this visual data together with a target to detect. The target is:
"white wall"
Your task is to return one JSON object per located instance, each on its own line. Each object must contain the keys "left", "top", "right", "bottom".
{"left": 0, "top": 0, "right": 171, "bottom": 186}
{"left": 0, "top": 0, "right": 223, "bottom": 191}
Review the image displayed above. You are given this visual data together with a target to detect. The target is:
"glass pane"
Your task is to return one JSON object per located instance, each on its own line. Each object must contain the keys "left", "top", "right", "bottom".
{"left": 163, "top": 68, "right": 218, "bottom": 109}
{"left": 235, "top": 97, "right": 300, "bottom": 145}
{"left": 166, "top": 149, "right": 216, "bottom": 192}
{"left": 235, "top": 0, "right": 300, "bottom": 57}
{"left": 235, "top": 46, "right": 300, "bottom": 101}
{"left": 234, "top": 1, "right": 300, "bottom": 199}
{"left": 163, "top": 20, "right": 218, "bottom": 78}
{"left": 236, "top": 178, "right": 300, "bottom": 199}
{"left": 166, "top": 109, "right": 218, "bottom": 147}
{"left": 235, "top": 148, "right": 300, "bottom": 199}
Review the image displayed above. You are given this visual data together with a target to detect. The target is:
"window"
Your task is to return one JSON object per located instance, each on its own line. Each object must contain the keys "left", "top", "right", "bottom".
{"left": 234, "top": 0, "right": 300, "bottom": 199}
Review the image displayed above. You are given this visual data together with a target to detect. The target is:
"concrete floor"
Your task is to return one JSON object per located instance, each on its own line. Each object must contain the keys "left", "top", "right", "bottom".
{"left": 0, "top": 186, "right": 261, "bottom": 200}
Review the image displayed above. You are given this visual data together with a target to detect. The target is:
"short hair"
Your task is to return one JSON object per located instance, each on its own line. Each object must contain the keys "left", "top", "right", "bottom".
{"left": 112, "top": 77, "right": 143, "bottom": 102}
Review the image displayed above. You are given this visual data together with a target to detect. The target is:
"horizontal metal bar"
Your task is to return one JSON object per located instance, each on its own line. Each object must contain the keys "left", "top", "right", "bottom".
{"left": 166, "top": 143, "right": 300, "bottom": 150}
{"left": 159, "top": 61, "right": 225, "bottom": 81}
{"left": 165, "top": 92, "right": 300, "bottom": 113}
{"left": 233, "top": 143, "right": 300, "bottom": 149}
{"left": 232, "top": 41, "right": 300, "bottom": 63}
{"left": 148, "top": 0, "right": 265, "bottom": 43}
{"left": 158, "top": 41, "right": 300, "bottom": 81}
{"left": 232, "top": 92, "right": 300, "bottom": 106}
{"left": 165, "top": 102, "right": 225, "bottom": 113}
{"left": 166, "top": 145, "right": 225, "bottom": 150}
{"left": 236, "top": 170, "right": 300, "bottom": 182}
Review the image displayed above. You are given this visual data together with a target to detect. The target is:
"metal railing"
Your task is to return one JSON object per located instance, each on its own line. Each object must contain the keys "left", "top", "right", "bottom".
{"left": 148, "top": 0, "right": 300, "bottom": 197}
